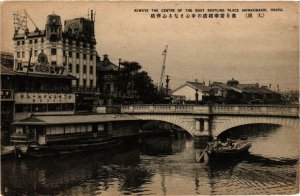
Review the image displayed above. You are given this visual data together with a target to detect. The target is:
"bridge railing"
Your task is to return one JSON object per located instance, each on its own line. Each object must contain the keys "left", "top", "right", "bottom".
{"left": 120, "top": 104, "right": 299, "bottom": 117}
{"left": 121, "top": 104, "right": 209, "bottom": 114}
{"left": 211, "top": 105, "right": 299, "bottom": 117}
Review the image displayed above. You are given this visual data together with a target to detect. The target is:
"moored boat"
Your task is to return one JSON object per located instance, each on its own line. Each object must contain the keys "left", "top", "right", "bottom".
{"left": 11, "top": 113, "right": 141, "bottom": 158}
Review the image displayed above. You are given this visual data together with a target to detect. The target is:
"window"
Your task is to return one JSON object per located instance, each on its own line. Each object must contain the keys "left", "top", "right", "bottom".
{"left": 48, "top": 104, "right": 62, "bottom": 111}
{"left": 76, "top": 79, "right": 79, "bottom": 87}
{"left": 22, "top": 51, "right": 25, "bottom": 58}
{"left": 76, "top": 64, "right": 79, "bottom": 73}
{"left": 29, "top": 40, "right": 32, "bottom": 44}
{"left": 34, "top": 39, "right": 38, "bottom": 44}
{"left": 69, "top": 51, "right": 72, "bottom": 57}
{"left": 90, "top": 44, "right": 93, "bottom": 49}
{"left": 32, "top": 104, "right": 47, "bottom": 112}
{"left": 41, "top": 38, "right": 44, "bottom": 43}
{"left": 83, "top": 65, "right": 86, "bottom": 74}
{"left": 83, "top": 79, "right": 86, "bottom": 89}
{"left": 51, "top": 61, "right": 57, "bottom": 66}
{"left": 17, "top": 41, "right": 20, "bottom": 46}
{"left": 90, "top": 80, "right": 93, "bottom": 87}
{"left": 76, "top": 53, "right": 79, "bottom": 58}
{"left": 90, "top": 55, "right": 93, "bottom": 60}
{"left": 83, "top": 43, "right": 86, "bottom": 48}
{"left": 76, "top": 41, "right": 79, "bottom": 47}
{"left": 62, "top": 103, "right": 74, "bottom": 111}
{"left": 69, "top": 63, "right": 72, "bottom": 72}
{"left": 17, "top": 52, "right": 20, "bottom": 58}
{"left": 83, "top": 54, "right": 86, "bottom": 59}
{"left": 22, "top": 41, "right": 25, "bottom": 45}
{"left": 51, "top": 49, "right": 57, "bottom": 55}
{"left": 34, "top": 50, "right": 38, "bottom": 57}
{"left": 90, "top": 66, "right": 93, "bottom": 74}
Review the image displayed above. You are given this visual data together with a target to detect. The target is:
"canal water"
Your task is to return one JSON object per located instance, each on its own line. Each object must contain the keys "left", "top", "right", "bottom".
{"left": 1, "top": 125, "right": 299, "bottom": 195}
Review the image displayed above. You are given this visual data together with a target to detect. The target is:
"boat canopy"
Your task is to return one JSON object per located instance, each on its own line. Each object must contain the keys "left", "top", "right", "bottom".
{"left": 12, "top": 114, "right": 141, "bottom": 126}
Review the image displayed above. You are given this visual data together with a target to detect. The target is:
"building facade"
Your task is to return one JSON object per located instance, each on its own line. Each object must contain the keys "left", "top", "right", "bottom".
{"left": 172, "top": 81, "right": 210, "bottom": 103}
{"left": 13, "top": 11, "right": 99, "bottom": 112}
{"left": 10, "top": 13, "right": 78, "bottom": 119}
{"left": 96, "top": 54, "right": 121, "bottom": 105}
{"left": 209, "top": 79, "right": 282, "bottom": 104}
{"left": 1, "top": 65, "right": 15, "bottom": 144}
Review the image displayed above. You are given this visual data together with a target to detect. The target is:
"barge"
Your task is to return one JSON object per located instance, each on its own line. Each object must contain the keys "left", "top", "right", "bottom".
{"left": 11, "top": 114, "right": 141, "bottom": 158}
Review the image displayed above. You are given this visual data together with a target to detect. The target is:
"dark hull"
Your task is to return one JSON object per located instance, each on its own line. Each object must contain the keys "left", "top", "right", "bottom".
{"left": 207, "top": 142, "right": 252, "bottom": 160}
{"left": 16, "top": 137, "right": 124, "bottom": 158}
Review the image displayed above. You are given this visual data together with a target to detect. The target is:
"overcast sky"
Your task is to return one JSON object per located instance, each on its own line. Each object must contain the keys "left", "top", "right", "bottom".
{"left": 1, "top": 1, "right": 298, "bottom": 91}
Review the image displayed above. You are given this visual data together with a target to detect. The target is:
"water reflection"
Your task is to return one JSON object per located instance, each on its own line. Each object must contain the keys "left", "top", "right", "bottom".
{"left": 2, "top": 125, "right": 299, "bottom": 195}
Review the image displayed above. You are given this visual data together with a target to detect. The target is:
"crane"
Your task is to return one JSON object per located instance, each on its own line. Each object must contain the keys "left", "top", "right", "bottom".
{"left": 159, "top": 45, "right": 168, "bottom": 92}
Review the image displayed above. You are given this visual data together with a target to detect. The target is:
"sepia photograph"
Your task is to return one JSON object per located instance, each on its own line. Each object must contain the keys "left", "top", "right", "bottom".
{"left": 0, "top": 1, "right": 299, "bottom": 195}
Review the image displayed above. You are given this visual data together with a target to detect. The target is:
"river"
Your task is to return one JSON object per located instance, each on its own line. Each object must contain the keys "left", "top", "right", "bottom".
{"left": 1, "top": 125, "right": 299, "bottom": 195}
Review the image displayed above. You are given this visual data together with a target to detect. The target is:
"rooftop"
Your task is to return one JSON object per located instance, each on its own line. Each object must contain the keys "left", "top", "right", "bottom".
{"left": 13, "top": 114, "right": 140, "bottom": 126}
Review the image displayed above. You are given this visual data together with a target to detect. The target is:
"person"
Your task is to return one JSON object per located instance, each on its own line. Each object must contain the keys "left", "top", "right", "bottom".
{"left": 227, "top": 138, "right": 233, "bottom": 147}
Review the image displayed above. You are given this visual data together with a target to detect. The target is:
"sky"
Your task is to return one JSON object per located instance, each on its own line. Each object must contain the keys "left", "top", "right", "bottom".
{"left": 1, "top": 1, "right": 299, "bottom": 91}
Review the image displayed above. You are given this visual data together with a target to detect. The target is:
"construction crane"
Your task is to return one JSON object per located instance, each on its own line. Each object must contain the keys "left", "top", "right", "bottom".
{"left": 159, "top": 45, "right": 168, "bottom": 92}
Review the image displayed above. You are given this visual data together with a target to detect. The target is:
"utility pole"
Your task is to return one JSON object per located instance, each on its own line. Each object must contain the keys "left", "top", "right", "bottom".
{"left": 165, "top": 75, "right": 170, "bottom": 95}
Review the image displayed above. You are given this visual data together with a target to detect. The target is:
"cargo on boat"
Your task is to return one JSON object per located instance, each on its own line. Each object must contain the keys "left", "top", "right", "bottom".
{"left": 207, "top": 139, "right": 252, "bottom": 159}
{"left": 11, "top": 114, "right": 141, "bottom": 157}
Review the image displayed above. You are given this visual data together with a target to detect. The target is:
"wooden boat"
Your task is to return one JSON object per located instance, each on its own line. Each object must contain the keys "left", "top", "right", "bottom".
{"left": 207, "top": 140, "right": 252, "bottom": 159}
{"left": 15, "top": 137, "right": 124, "bottom": 158}
{"left": 11, "top": 114, "right": 141, "bottom": 158}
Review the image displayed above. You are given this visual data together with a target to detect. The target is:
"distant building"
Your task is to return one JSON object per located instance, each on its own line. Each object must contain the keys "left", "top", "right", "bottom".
{"left": 209, "top": 78, "right": 281, "bottom": 104}
{"left": 1, "top": 65, "right": 15, "bottom": 144}
{"left": 0, "top": 52, "right": 14, "bottom": 69}
{"left": 96, "top": 54, "right": 121, "bottom": 105}
{"left": 172, "top": 81, "right": 210, "bottom": 103}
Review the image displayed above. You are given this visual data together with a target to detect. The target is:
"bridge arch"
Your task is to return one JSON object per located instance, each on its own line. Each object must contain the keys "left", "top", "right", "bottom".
{"left": 133, "top": 114, "right": 197, "bottom": 136}
{"left": 211, "top": 116, "right": 299, "bottom": 137}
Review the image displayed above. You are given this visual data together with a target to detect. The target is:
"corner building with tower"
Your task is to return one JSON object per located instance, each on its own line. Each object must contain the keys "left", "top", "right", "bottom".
{"left": 13, "top": 11, "right": 98, "bottom": 111}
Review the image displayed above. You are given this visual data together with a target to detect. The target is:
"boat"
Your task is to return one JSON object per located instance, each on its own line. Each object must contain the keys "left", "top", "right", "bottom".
{"left": 11, "top": 114, "right": 141, "bottom": 158}
{"left": 207, "top": 140, "right": 252, "bottom": 159}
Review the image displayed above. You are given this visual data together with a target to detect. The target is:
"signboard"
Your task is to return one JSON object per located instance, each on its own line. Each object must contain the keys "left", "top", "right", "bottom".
{"left": 15, "top": 93, "right": 75, "bottom": 104}
{"left": 14, "top": 60, "right": 68, "bottom": 75}
{"left": 0, "top": 89, "right": 13, "bottom": 101}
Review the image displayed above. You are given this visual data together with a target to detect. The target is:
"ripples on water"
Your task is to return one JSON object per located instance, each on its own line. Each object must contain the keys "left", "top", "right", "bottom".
{"left": 1, "top": 125, "right": 299, "bottom": 195}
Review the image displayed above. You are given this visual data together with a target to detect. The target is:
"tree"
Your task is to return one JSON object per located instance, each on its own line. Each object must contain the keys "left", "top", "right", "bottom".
{"left": 118, "top": 61, "right": 162, "bottom": 103}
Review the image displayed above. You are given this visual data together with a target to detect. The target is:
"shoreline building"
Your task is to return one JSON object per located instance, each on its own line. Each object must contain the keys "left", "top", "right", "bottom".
{"left": 13, "top": 11, "right": 98, "bottom": 112}
{"left": 63, "top": 12, "right": 98, "bottom": 110}
{"left": 172, "top": 81, "right": 210, "bottom": 104}
{"left": 96, "top": 54, "right": 121, "bottom": 105}
{"left": 209, "top": 79, "right": 282, "bottom": 104}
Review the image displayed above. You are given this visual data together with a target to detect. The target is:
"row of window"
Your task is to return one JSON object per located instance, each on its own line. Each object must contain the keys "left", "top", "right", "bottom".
{"left": 69, "top": 64, "right": 94, "bottom": 74}
{"left": 63, "top": 40, "right": 94, "bottom": 49}
{"left": 46, "top": 124, "right": 105, "bottom": 135}
{"left": 66, "top": 52, "right": 94, "bottom": 60}
{"left": 16, "top": 39, "right": 94, "bottom": 49}
{"left": 17, "top": 49, "right": 94, "bottom": 60}
{"left": 75, "top": 79, "right": 94, "bottom": 88}
{"left": 16, "top": 38, "right": 44, "bottom": 46}
{"left": 17, "top": 50, "right": 41, "bottom": 58}
{"left": 15, "top": 104, "right": 74, "bottom": 113}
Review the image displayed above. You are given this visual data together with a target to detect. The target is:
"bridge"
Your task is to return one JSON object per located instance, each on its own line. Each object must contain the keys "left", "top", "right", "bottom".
{"left": 119, "top": 104, "right": 299, "bottom": 140}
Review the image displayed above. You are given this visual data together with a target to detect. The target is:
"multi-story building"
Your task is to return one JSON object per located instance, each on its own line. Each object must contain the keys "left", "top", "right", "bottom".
{"left": 13, "top": 11, "right": 98, "bottom": 111}
{"left": 96, "top": 54, "right": 121, "bottom": 105}
{"left": 12, "top": 13, "right": 76, "bottom": 121}
{"left": 63, "top": 12, "right": 98, "bottom": 110}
